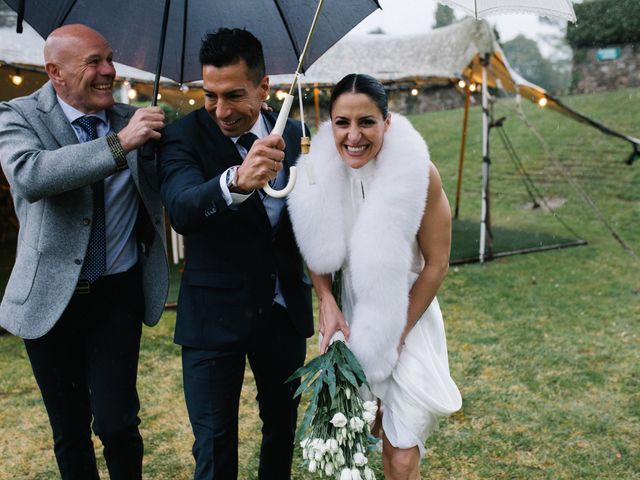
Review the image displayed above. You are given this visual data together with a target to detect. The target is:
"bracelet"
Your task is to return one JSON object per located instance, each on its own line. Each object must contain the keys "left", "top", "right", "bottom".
{"left": 106, "top": 132, "right": 128, "bottom": 171}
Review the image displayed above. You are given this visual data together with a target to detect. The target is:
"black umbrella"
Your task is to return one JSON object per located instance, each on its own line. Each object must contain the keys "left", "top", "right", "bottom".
{"left": 6, "top": 0, "right": 380, "bottom": 87}
{"left": 6, "top": 0, "right": 380, "bottom": 196}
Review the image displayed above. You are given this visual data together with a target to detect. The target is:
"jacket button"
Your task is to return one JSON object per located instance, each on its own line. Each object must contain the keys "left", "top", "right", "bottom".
{"left": 83, "top": 218, "right": 91, "bottom": 225}
{"left": 74, "top": 259, "right": 82, "bottom": 265}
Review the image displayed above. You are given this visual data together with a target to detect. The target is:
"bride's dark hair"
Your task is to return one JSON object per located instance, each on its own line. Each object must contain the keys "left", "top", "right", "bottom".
{"left": 329, "top": 73, "right": 388, "bottom": 120}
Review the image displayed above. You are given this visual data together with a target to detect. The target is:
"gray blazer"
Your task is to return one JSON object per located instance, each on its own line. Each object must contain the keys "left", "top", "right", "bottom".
{"left": 0, "top": 81, "right": 169, "bottom": 339}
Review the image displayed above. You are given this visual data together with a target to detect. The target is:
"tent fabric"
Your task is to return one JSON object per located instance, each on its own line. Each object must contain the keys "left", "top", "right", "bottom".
{"left": 271, "top": 18, "right": 495, "bottom": 85}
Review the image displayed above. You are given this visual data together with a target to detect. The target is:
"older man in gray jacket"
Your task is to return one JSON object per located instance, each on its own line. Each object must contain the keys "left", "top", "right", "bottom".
{"left": 0, "top": 24, "right": 169, "bottom": 479}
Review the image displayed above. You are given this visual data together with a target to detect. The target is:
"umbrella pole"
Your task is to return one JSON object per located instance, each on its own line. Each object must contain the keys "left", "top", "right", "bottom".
{"left": 151, "top": 0, "right": 172, "bottom": 107}
{"left": 141, "top": 0, "right": 171, "bottom": 161}
{"left": 479, "top": 55, "right": 492, "bottom": 263}
{"left": 264, "top": 0, "right": 325, "bottom": 198}
{"left": 454, "top": 85, "right": 471, "bottom": 219}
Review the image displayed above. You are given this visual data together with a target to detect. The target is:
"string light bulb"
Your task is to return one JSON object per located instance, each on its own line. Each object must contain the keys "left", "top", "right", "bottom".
{"left": 179, "top": 84, "right": 189, "bottom": 93}
{"left": 410, "top": 88, "right": 419, "bottom": 96}
{"left": 458, "top": 80, "right": 466, "bottom": 89}
{"left": 10, "top": 70, "right": 24, "bottom": 86}
{"left": 469, "top": 83, "right": 477, "bottom": 92}
{"left": 538, "top": 97, "right": 548, "bottom": 107}
{"left": 275, "top": 90, "right": 286, "bottom": 101}
{"left": 127, "top": 88, "right": 138, "bottom": 100}
{"left": 188, "top": 98, "right": 195, "bottom": 106}
{"left": 156, "top": 93, "right": 162, "bottom": 101}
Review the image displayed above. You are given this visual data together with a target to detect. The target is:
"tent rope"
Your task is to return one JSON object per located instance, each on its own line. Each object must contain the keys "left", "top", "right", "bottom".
{"left": 494, "top": 120, "right": 583, "bottom": 240}
{"left": 511, "top": 99, "right": 638, "bottom": 259}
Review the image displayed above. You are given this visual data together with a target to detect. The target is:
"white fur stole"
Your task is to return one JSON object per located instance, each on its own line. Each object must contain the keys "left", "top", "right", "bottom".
{"left": 288, "top": 114, "right": 430, "bottom": 383}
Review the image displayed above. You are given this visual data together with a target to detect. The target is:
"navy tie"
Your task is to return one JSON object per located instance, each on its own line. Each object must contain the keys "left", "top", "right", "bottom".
{"left": 75, "top": 116, "right": 106, "bottom": 283}
{"left": 237, "top": 132, "right": 258, "bottom": 154}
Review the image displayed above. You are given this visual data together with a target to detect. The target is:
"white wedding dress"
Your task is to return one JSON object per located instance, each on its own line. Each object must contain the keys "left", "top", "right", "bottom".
{"left": 340, "top": 161, "right": 462, "bottom": 456}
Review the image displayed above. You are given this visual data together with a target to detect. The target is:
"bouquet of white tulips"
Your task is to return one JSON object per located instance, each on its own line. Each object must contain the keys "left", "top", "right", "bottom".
{"left": 288, "top": 339, "right": 378, "bottom": 480}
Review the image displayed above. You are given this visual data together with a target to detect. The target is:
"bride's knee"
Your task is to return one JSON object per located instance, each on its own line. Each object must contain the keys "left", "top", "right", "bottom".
{"left": 385, "top": 447, "right": 420, "bottom": 479}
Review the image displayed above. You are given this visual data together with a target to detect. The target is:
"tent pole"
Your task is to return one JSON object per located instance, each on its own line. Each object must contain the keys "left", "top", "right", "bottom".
{"left": 313, "top": 83, "right": 321, "bottom": 129}
{"left": 454, "top": 86, "right": 471, "bottom": 219}
{"left": 479, "top": 55, "right": 492, "bottom": 263}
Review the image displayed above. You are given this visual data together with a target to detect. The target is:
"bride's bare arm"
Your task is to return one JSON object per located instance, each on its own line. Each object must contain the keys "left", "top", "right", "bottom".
{"left": 309, "top": 270, "right": 350, "bottom": 353}
{"left": 400, "top": 163, "right": 452, "bottom": 347}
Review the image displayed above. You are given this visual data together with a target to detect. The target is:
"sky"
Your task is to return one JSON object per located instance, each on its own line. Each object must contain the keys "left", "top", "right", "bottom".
{"left": 348, "top": 0, "right": 569, "bottom": 58}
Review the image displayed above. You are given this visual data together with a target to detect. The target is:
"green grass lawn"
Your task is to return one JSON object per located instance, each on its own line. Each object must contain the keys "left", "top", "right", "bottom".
{"left": 1, "top": 87, "right": 639, "bottom": 479}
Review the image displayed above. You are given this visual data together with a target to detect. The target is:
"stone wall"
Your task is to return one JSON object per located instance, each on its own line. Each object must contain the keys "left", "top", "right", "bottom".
{"left": 572, "top": 44, "right": 640, "bottom": 93}
{"left": 388, "top": 84, "right": 467, "bottom": 115}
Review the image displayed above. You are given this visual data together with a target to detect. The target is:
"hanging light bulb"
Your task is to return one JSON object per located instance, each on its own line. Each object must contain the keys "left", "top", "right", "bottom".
{"left": 458, "top": 80, "right": 466, "bottom": 89}
{"left": 188, "top": 98, "right": 195, "bottom": 106}
{"left": 122, "top": 80, "right": 131, "bottom": 87}
{"left": 179, "top": 84, "right": 189, "bottom": 93}
{"left": 11, "top": 70, "right": 24, "bottom": 86}
{"left": 127, "top": 88, "right": 138, "bottom": 100}
{"left": 410, "top": 88, "right": 419, "bottom": 96}
{"left": 469, "top": 83, "right": 477, "bottom": 92}
{"left": 156, "top": 93, "right": 162, "bottom": 101}
{"left": 275, "top": 90, "right": 286, "bottom": 101}
{"left": 538, "top": 97, "right": 548, "bottom": 107}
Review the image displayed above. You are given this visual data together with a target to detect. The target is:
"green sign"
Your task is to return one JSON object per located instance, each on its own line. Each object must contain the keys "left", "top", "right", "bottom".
{"left": 596, "top": 48, "right": 621, "bottom": 61}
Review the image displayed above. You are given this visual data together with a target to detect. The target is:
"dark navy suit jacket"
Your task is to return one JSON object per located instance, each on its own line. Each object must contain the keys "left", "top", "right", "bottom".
{"left": 158, "top": 108, "right": 314, "bottom": 351}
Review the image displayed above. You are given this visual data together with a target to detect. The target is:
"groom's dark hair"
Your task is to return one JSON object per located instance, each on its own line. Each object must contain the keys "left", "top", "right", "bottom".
{"left": 199, "top": 28, "right": 266, "bottom": 86}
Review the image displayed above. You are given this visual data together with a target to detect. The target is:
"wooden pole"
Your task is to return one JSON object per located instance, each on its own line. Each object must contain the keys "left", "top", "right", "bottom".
{"left": 454, "top": 86, "right": 471, "bottom": 219}
{"left": 313, "top": 83, "right": 321, "bottom": 129}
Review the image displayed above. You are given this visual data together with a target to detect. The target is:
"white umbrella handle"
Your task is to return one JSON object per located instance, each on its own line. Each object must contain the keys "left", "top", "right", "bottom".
{"left": 264, "top": 93, "right": 297, "bottom": 198}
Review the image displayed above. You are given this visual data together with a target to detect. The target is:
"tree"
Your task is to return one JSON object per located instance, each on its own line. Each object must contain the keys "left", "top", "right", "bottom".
{"left": 433, "top": 5, "right": 455, "bottom": 29}
{"left": 502, "top": 35, "right": 568, "bottom": 93}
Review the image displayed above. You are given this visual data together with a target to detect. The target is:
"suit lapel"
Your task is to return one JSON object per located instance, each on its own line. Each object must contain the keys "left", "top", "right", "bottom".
{"left": 36, "top": 82, "right": 78, "bottom": 148}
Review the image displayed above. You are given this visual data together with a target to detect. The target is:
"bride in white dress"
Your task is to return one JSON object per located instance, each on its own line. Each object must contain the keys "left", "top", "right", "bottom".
{"left": 288, "top": 73, "right": 461, "bottom": 480}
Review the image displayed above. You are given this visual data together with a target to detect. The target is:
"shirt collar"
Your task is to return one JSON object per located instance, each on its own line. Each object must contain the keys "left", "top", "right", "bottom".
{"left": 232, "top": 113, "right": 269, "bottom": 144}
{"left": 57, "top": 95, "right": 108, "bottom": 126}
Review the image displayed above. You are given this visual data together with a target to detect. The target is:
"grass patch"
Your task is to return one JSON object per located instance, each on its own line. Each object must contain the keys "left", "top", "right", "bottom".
{"left": 1, "top": 87, "right": 639, "bottom": 478}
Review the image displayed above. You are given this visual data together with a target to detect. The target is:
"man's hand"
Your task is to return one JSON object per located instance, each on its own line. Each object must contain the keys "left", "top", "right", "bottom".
{"left": 235, "top": 134, "right": 285, "bottom": 191}
{"left": 117, "top": 107, "right": 165, "bottom": 153}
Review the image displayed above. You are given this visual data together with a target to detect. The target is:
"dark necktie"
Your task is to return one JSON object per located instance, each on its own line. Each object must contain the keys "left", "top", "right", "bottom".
{"left": 74, "top": 115, "right": 107, "bottom": 283}
{"left": 237, "top": 132, "right": 277, "bottom": 192}
{"left": 237, "top": 132, "right": 258, "bottom": 154}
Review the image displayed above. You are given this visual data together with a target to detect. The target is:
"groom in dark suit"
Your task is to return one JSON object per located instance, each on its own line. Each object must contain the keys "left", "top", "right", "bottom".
{"left": 158, "top": 28, "right": 314, "bottom": 480}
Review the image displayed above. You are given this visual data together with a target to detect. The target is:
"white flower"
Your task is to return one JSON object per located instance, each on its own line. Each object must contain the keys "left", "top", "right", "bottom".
{"left": 364, "top": 466, "right": 376, "bottom": 480}
{"left": 325, "top": 462, "right": 335, "bottom": 476}
{"left": 351, "top": 468, "right": 363, "bottom": 480}
{"left": 314, "top": 449, "right": 323, "bottom": 461}
{"left": 363, "top": 401, "right": 378, "bottom": 414}
{"left": 336, "top": 450, "right": 346, "bottom": 466}
{"left": 353, "top": 452, "right": 368, "bottom": 467}
{"left": 340, "top": 468, "right": 353, "bottom": 480}
{"left": 345, "top": 388, "right": 351, "bottom": 399}
{"left": 363, "top": 410, "right": 376, "bottom": 424}
{"left": 302, "top": 448, "right": 308, "bottom": 460}
{"left": 330, "top": 412, "right": 348, "bottom": 428}
{"left": 311, "top": 438, "right": 325, "bottom": 451}
{"left": 349, "top": 417, "right": 365, "bottom": 433}
{"left": 328, "top": 438, "right": 339, "bottom": 453}
{"left": 300, "top": 437, "right": 310, "bottom": 449}
{"left": 308, "top": 459, "right": 317, "bottom": 473}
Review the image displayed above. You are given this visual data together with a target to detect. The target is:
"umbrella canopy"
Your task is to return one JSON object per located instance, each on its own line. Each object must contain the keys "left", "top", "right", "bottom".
{"left": 439, "top": 0, "right": 576, "bottom": 22}
{"left": 4, "top": 0, "right": 380, "bottom": 83}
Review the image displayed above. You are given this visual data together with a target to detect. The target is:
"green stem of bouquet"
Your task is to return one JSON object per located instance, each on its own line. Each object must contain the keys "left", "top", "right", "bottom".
{"left": 332, "top": 270, "right": 343, "bottom": 310}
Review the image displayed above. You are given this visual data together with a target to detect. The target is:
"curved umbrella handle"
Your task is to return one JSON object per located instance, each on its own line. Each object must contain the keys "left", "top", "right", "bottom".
{"left": 264, "top": 93, "right": 296, "bottom": 198}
